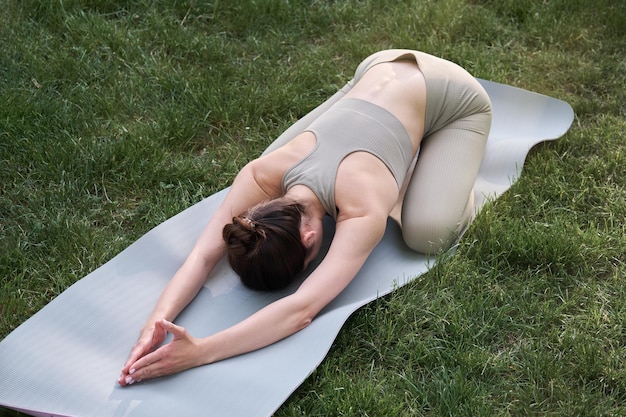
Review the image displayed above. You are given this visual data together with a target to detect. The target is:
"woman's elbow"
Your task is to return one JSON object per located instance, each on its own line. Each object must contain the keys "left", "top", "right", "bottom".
{"left": 288, "top": 298, "right": 320, "bottom": 332}
{"left": 293, "top": 306, "right": 316, "bottom": 331}
{"left": 295, "top": 315, "right": 313, "bottom": 332}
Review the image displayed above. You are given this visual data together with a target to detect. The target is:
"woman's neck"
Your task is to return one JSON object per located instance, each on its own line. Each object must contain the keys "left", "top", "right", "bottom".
{"left": 284, "top": 185, "right": 326, "bottom": 220}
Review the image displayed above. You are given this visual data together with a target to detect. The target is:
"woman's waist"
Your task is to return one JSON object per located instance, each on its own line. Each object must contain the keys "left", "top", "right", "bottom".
{"left": 343, "top": 62, "right": 427, "bottom": 148}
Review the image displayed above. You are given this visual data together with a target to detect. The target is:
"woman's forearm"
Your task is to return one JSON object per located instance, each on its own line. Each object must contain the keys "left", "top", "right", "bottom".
{"left": 143, "top": 249, "right": 220, "bottom": 330}
{"left": 120, "top": 229, "right": 227, "bottom": 385}
{"left": 120, "top": 290, "right": 320, "bottom": 386}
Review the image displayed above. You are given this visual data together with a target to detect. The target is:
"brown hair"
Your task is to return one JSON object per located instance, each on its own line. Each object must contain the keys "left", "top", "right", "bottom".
{"left": 222, "top": 198, "right": 307, "bottom": 291}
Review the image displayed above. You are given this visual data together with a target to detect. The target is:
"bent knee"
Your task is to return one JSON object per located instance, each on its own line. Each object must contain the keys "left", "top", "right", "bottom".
{"left": 402, "top": 221, "right": 457, "bottom": 255}
{"left": 402, "top": 191, "right": 475, "bottom": 254}
{"left": 402, "top": 204, "right": 472, "bottom": 254}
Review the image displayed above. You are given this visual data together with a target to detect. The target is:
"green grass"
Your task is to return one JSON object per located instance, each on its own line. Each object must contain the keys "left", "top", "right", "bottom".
{"left": 1, "top": 0, "right": 625, "bottom": 415}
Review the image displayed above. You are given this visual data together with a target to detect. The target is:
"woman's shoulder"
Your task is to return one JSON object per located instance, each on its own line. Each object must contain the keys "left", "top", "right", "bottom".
{"left": 334, "top": 153, "right": 400, "bottom": 221}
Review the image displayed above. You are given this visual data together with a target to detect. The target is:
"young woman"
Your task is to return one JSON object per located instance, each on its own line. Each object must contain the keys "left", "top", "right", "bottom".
{"left": 119, "top": 49, "right": 491, "bottom": 386}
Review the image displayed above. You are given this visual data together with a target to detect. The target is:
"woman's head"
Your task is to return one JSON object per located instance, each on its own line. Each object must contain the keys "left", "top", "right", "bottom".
{"left": 222, "top": 198, "right": 319, "bottom": 291}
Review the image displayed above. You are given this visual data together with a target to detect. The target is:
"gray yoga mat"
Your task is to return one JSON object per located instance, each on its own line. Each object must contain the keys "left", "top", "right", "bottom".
{"left": 0, "top": 80, "right": 574, "bottom": 417}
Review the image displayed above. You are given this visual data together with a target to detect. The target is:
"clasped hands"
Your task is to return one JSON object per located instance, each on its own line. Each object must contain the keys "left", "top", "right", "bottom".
{"left": 119, "top": 319, "right": 200, "bottom": 386}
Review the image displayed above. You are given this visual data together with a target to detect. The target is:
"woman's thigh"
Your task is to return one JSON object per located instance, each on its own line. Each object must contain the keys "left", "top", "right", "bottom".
{"left": 401, "top": 111, "right": 491, "bottom": 253}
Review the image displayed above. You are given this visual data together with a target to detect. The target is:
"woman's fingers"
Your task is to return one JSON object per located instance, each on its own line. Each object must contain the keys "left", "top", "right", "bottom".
{"left": 153, "top": 319, "right": 167, "bottom": 343}
{"left": 161, "top": 319, "right": 186, "bottom": 339}
{"left": 119, "top": 320, "right": 168, "bottom": 384}
{"left": 119, "top": 320, "right": 199, "bottom": 387}
{"left": 122, "top": 342, "right": 176, "bottom": 385}
{"left": 121, "top": 340, "right": 149, "bottom": 375}
{"left": 120, "top": 350, "right": 157, "bottom": 386}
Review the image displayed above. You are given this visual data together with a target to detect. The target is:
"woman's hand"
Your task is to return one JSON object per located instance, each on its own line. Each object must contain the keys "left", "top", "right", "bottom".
{"left": 119, "top": 319, "right": 167, "bottom": 385}
{"left": 118, "top": 319, "right": 201, "bottom": 386}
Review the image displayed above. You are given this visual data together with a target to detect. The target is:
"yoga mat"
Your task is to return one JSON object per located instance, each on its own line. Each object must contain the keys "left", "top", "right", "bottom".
{"left": 0, "top": 80, "right": 574, "bottom": 417}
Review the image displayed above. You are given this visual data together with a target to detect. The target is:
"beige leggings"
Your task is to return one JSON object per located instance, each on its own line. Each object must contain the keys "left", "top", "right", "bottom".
{"left": 263, "top": 66, "right": 491, "bottom": 254}
{"left": 400, "top": 110, "right": 491, "bottom": 253}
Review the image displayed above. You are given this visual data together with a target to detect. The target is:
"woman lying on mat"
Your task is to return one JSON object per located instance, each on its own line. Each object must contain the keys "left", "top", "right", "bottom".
{"left": 119, "top": 49, "right": 491, "bottom": 386}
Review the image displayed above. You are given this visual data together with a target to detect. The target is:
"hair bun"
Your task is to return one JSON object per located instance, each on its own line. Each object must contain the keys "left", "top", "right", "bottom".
{"left": 222, "top": 199, "right": 307, "bottom": 291}
{"left": 223, "top": 217, "right": 267, "bottom": 257}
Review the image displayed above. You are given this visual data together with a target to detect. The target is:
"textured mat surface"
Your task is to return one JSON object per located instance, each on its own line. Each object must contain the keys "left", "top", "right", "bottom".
{"left": 0, "top": 80, "right": 574, "bottom": 417}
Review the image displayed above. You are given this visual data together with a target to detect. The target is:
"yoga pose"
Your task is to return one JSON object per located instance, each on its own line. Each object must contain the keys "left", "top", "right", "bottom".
{"left": 119, "top": 49, "right": 492, "bottom": 386}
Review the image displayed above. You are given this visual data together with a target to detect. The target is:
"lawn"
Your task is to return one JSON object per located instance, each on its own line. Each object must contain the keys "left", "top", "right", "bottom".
{"left": 1, "top": 0, "right": 625, "bottom": 415}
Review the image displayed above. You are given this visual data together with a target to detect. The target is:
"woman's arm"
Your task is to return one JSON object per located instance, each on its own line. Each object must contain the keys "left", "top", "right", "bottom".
{"left": 119, "top": 161, "right": 278, "bottom": 384}
{"left": 119, "top": 213, "right": 388, "bottom": 384}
